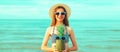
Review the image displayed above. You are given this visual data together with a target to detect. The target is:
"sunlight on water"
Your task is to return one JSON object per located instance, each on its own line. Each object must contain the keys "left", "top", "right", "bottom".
{"left": 0, "top": 19, "right": 120, "bottom": 52}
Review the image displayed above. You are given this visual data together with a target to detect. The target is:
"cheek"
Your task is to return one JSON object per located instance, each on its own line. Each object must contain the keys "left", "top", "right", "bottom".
{"left": 62, "top": 15, "right": 65, "bottom": 18}
{"left": 55, "top": 15, "right": 57, "bottom": 18}
{"left": 61, "top": 15, "right": 65, "bottom": 19}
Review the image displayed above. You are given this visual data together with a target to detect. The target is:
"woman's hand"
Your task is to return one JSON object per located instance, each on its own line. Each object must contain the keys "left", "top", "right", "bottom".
{"left": 64, "top": 43, "right": 70, "bottom": 52}
{"left": 64, "top": 48, "right": 70, "bottom": 52}
{"left": 46, "top": 47, "right": 57, "bottom": 52}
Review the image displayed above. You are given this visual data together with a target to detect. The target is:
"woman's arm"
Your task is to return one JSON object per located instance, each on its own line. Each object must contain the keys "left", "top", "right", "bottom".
{"left": 68, "top": 28, "right": 78, "bottom": 51}
{"left": 41, "top": 27, "right": 54, "bottom": 52}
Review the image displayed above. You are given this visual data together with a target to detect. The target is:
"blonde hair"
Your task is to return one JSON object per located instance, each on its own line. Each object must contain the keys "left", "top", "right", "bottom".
{"left": 50, "top": 6, "right": 69, "bottom": 26}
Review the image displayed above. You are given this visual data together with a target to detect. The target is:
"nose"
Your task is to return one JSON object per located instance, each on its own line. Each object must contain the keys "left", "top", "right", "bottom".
{"left": 58, "top": 14, "right": 62, "bottom": 17}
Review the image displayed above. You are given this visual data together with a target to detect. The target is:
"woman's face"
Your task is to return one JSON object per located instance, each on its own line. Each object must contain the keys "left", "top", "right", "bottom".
{"left": 55, "top": 8, "right": 66, "bottom": 22}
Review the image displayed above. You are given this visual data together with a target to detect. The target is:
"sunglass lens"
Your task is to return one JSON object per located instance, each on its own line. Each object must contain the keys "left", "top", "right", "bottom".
{"left": 62, "top": 37, "right": 65, "bottom": 40}
{"left": 61, "top": 12, "right": 66, "bottom": 15}
{"left": 56, "top": 36, "right": 59, "bottom": 39}
{"left": 55, "top": 12, "right": 59, "bottom": 15}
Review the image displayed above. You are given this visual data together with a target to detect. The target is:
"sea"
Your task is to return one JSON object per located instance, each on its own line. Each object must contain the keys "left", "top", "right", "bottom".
{"left": 0, "top": 19, "right": 120, "bottom": 52}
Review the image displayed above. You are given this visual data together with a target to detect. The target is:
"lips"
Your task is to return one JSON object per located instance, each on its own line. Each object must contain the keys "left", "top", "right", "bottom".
{"left": 58, "top": 17, "right": 63, "bottom": 19}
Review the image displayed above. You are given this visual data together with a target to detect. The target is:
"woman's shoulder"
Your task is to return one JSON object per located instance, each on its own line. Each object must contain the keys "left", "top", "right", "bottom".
{"left": 66, "top": 26, "right": 73, "bottom": 31}
{"left": 46, "top": 26, "right": 54, "bottom": 31}
{"left": 46, "top": 26, "right": 54, "bottom": 34}
{"left": 65, "top": 26, "right": 74, "bottom": 35}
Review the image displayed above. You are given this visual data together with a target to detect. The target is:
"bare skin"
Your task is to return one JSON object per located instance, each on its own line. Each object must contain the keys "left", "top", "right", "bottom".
{"left": 41, "top": 8, "right": 78, "bottom": 52}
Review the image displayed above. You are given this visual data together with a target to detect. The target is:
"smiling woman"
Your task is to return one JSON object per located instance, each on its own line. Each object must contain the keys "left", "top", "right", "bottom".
{"left": 41, "top": 3, "right": 78, "bottom": 52}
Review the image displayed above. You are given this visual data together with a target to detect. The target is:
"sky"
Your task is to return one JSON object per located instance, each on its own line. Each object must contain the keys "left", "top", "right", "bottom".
{"left": 0, "top": 0, "right": 120, "bottom": 20}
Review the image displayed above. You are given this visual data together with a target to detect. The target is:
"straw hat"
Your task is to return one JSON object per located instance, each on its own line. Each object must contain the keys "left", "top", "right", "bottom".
{"left": 49, "top": 3, "right": 71, "bottom": 18}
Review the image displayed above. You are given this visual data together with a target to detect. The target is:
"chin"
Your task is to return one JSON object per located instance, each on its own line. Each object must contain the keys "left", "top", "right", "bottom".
{"left": 58, "top": 20, "right": 63, "bottom": 22}
{"left": 57, "top": 19, "right": 63, "bottom": 22}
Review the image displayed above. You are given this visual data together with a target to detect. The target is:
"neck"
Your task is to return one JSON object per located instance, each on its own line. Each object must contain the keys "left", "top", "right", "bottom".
{"left": 55, "top": 21, "right": 64, "bottom": 26}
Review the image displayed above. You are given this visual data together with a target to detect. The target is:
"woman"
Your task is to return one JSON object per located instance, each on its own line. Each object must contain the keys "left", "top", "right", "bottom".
{"left": 41, "top": 3, "right": 78, "bottom": 52}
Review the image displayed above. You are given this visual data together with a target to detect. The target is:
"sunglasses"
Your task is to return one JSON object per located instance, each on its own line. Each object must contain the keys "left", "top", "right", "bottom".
{"left": 55, "top": 12, "right": 66, "bottom": 15}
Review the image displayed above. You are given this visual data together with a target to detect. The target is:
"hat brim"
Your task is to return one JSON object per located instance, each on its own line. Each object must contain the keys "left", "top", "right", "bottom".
{"left": 49, "top": 3, "right": 71, "bottom": 18}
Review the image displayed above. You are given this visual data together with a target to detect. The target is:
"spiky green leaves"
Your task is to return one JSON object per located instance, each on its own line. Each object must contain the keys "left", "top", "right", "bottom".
{"left": 57, "top": 25, "right": 64, "bottom": 38}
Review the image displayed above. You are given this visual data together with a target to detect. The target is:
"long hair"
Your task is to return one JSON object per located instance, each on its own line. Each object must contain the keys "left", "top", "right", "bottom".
{"left": 50, "top": 6, "right": 69, "bottom": 26}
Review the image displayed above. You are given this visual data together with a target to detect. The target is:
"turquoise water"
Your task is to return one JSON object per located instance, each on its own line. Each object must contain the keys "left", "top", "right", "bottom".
{"left": 0, "top": 19, "right": 120, "bottom": 52}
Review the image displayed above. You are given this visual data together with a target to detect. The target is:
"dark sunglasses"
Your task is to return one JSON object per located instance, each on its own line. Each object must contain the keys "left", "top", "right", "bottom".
{"left": 55, "top": 12, "right": 66, "bottom": 15}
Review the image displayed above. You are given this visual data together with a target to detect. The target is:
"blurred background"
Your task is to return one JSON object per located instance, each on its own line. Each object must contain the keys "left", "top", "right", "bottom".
{"left": 0, "top": 0, "right": 120, "bottom": 52}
